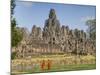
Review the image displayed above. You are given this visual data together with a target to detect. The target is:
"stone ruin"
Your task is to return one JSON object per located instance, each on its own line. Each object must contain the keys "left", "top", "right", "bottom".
{"left": 12, "top": 9, "right": 96, "bottom": 58}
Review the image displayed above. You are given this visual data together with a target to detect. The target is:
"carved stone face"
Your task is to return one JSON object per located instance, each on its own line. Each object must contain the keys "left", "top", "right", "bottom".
{"left": 49, "top": 9, "right": 56, "bottom": 19}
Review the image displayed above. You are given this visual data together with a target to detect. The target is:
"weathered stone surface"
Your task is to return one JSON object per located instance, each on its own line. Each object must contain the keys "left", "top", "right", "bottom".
{"left": 30, "top": 25, "right": 42, "bottom": 40}
{"left": 43, "top": 9, "right": 61, "bottom": 44}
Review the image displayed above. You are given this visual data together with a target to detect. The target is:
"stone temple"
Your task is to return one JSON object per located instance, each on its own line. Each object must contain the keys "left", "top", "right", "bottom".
{"left": 12, "top": 9, "right": 96, "bottom": 58}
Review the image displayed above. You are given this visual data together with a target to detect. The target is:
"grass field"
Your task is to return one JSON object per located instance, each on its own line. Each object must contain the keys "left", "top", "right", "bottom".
{"left": 11, "top": 54, "right": 96, "bottom": 74}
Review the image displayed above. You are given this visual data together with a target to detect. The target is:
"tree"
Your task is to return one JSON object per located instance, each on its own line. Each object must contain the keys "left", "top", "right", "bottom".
{"left": 11, "top": 27, "right": 23, "bottom": 47}
{"left": 11, "top": 0, "right": 23, "bottom": 47}
{"left": 86, "top": 19, "right": 96, "bottom": 40}
{"left": 11, "top": 0, "right": 16, "bottom": 15}
{"left": 11, "top": 18, "right": 16, "bottom": 28}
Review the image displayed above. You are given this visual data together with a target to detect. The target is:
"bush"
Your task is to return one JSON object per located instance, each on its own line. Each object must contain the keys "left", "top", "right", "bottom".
{"left": 11, "top": 52, "right": 17, "bottom": 59}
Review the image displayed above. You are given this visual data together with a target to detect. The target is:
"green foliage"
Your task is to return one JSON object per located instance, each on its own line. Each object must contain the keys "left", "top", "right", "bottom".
{"left": 11, "top": 0, "right": 23, "bottom": 47}
{"left": 11, "top": 18, "right": 17, "bottom": 29}
{"left": 11, "top": 18, "right": 23, "bottom": 47}
{"left": 11, "top": 27, "right": 23, "bottom": 47}
{"left": 11, "top": 15, "right": 23, "bottom": 47}
{"left": 86, "top": 19, "right": 96, "bottom": 40}
{"left": 11, "top": 52, "right": 17, "bottom": 59}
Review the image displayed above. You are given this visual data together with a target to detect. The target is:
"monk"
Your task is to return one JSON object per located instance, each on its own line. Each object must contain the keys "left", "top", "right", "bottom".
{"left": 47, "top": 59, "right": 52, "bottom": 70}
{"left": 41, "top": 60, "right": 45, "bottom": 71}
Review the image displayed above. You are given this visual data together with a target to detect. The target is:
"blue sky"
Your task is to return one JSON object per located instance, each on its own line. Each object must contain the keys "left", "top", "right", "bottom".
{"left": 14, "top": 1, "right": 96, "bottom": 32}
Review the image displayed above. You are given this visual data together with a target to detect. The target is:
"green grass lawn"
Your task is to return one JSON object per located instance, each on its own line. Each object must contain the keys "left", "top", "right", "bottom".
{"left": 11, "top": 64, "right": 96, "bottom": 74}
